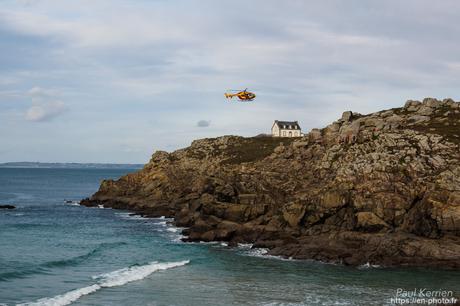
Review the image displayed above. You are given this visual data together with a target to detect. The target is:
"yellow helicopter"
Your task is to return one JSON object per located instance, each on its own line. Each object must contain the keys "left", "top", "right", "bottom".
{"left": 224, "top": 88, "right": 256, "bottom": 102}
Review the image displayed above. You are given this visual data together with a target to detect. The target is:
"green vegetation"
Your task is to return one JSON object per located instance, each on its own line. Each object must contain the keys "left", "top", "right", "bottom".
{"left": 185, "top": 136, "right": 296, "bottom": 164}
{"left": 222, "top": 137, "right": 295, "bottom": 165}
{"left": 409, "top": 107, "right": 460, "bottom": 144}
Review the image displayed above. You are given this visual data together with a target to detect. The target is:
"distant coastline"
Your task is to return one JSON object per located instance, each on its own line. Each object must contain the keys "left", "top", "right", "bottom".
{"left": 0, "top": 162, "right": 144, "bottom": 169}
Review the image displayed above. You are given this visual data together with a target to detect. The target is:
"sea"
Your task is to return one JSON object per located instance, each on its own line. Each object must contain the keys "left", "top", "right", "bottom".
{"left": 0, "top": 168, "right": 459, "bottom": 306}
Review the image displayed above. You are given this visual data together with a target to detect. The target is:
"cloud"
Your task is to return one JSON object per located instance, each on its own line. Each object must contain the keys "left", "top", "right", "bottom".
{"left": 1, "top": 1, "right": 460, "bottom": 162}
{"left": 25, "top": 100, "right": 66, "bottom": 122}
{"left": 27, "top": 86, "right": 57, "bottom": 97}
{"left": 24, "top": 86, "right": 67, "bottom": 122}
{"left": 196, "top": 120, "right": 210, "bottom": 127}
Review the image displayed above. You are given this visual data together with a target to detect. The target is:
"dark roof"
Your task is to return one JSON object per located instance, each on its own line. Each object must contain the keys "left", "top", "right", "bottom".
{"left": 273, "top": 120, "right": 301, "bottom": 130}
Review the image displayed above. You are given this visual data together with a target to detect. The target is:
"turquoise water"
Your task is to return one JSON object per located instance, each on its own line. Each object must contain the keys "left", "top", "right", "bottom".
{"left": 0, "top": 168, "right": 459, "bottom": 306}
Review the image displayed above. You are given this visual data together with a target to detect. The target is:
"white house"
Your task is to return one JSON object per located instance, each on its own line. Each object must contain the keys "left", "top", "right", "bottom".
{"left": 271, "top": 120, "right": 302, "bottom": 137}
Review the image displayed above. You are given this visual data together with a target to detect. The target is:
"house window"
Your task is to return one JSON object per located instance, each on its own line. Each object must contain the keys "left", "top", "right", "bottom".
{"left": 289, "top": 131, "right": 292, "bottom": 137}
{"left": 283, "top": 131, "right": 286, "bottom": 136}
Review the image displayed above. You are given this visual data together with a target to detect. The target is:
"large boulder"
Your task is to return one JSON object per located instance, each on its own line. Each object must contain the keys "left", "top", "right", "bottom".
{"left": 341, "top": 111, "right": 353, "bottom": 122}
{"left": 0, "top": 204, "right": 15, "bottom": 209}
{"left": 282, "top": 202, "right": 306, "bottom": 227}
{"left": 355, "top": 212, "right": 390, "bottom": 232}
{"left": 404, "top": 100, "right": 421, "bottom": 112}
{"left": 422, "top": 97, "right": 442, "bottom": 108}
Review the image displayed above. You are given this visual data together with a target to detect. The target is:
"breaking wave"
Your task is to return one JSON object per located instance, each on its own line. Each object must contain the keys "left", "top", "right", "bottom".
{"left": 18, "top": 260, "right": 190, "bottom": 306}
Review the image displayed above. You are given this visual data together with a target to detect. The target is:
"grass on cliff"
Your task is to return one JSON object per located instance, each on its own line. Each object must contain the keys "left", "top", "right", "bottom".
{"left": 222, "top": 137, "right": 295, "bottom": 164}
{"left": 391, "top": 106, "right": 460, "bottom": 144}
{"left": 410, "top": 106, "right": 460, "bottom": 144}
{"left": 186, "top": 136, "right": 295, "bottom": 164}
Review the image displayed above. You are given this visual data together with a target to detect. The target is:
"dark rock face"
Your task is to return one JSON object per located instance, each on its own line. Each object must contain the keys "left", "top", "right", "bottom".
{"left": 82, "top": 98, "right": 460, "bottom": 268}
{"left": 0, "top": 205, "right": 15, "bottom": 209}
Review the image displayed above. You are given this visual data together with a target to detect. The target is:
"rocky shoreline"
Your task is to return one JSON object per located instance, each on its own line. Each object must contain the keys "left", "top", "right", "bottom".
{"left": 81, "top": 98, "right": 460, "bottom": 268}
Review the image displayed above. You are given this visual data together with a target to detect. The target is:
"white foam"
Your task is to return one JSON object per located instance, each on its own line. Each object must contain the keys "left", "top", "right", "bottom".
{"left": 95, "top": 260, "right": 189, "bottom": 287}
{"left": 19, "top": 260, "right": 189, "bottom": 306}
{"left": 246, "top": 247, "right": 269, "bottom": 257}
{"left": 239, "top": 246, "right": 298, "bottom": 262}
{"left": 199, "top": 241, "right": 219, "bottom": 245}
{"left": 65, "top": 202, "right": 80, "bottom": 206}
{"left": 358, "top": 262, "right": 381, "bottom": 269}
{"left": 97, "top": 204, "right": 104, "bottom": 209}
{"left": 17, "top": 284, "right": 100, "bottom": 306}
{"left": 164, "top": 224, "right": 186, "bottom": 243}
{"left": 115, "top": 212, "right": 145, "bottom": 220}
{"left": 64, "top": 200, "right": 81, "bottom": 206}
{"left": 172, "top": 234, "right": 187, "bottom": 243}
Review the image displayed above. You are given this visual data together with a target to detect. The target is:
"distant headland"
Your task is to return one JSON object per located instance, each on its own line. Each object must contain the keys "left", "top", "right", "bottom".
{"left": 82, "top": 97, "right": 460, "bottom": 268}
{"left": 0, "top": 162, "right": 144, "bottom": 169}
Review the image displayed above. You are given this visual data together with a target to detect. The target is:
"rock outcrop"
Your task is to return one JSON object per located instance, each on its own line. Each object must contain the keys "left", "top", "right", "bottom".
{"left": 81, "top": 98, "right": 460, "bottom": 268}
{"left": 0, "top": 205, "right": 15, "bottom": 209}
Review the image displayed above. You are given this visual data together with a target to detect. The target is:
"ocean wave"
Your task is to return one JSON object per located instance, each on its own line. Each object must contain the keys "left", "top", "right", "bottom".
{"left": 18, "top": 260, "right": 190, "bottom": 306}
{"left": 92, "top": 260, "right": 190, "bottom": 286}
{"left": 0, "top": 267, "right": 50, "bottom": 282}
{"left": 0, "top": 242, "right": 126, "bottom": 282}
{"left": 17, "top": 284, "right": 101, "bottom": 306}
{"left": 43, "top": 242, "right": 127, "bottom": 268}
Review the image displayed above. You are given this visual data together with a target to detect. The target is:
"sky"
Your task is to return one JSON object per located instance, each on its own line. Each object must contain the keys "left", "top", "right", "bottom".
{"left": 1, "top": 0, "right": 460, "bottom": 163}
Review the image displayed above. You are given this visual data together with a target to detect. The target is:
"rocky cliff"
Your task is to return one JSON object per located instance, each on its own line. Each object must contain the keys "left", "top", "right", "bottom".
{"left": 82, "top": 98, "right": 460, "bottom": 268}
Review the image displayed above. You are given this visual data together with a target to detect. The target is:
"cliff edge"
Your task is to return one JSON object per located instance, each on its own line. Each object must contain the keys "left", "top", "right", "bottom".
{"left": 82, "top": 98, "right": 460, "bottom": 268}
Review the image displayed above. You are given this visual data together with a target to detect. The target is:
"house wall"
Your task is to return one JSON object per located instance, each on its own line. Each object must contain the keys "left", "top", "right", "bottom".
{"left": 279, "top": 129, "right": 301, "bottom": 137}
{"left": 272, "top": 126, "right": 301, "bottom": 137}
{"left": 271, "top": 124, "right": 280, "bottom": 137}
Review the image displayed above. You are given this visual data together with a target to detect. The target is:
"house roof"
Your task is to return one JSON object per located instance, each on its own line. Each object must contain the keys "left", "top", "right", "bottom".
{"left": 273, "top": 120, "right": 301, "bottom": 130}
